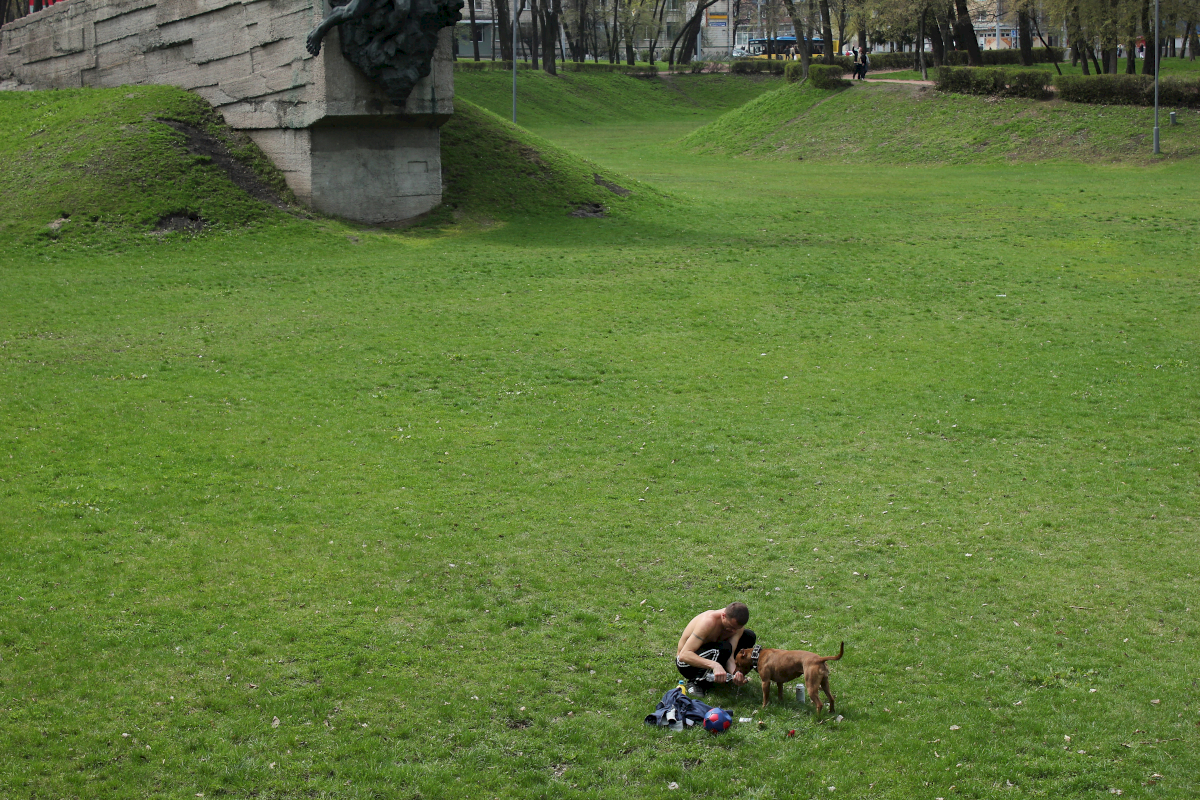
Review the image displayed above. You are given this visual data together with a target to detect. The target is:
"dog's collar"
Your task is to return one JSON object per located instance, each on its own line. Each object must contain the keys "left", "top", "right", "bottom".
{"left": 750, "top": 644, "right": 762, "bottom": 671}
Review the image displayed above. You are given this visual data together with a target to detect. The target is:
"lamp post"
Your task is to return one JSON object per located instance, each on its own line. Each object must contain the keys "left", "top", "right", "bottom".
{"left": 1153, "top": 0, "right": 1160, "bottom": 153}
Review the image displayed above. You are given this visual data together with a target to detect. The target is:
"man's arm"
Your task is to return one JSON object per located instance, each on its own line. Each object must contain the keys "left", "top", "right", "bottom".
{"left": 723, "top": 627, "right": 748, "bottom": 686}
{"left": 677, "top": 631, "right": 733, "bottom": 682}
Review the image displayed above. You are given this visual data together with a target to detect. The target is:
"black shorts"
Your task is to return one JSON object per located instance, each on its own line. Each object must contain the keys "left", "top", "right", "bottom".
{"left": 675, "top": 629, "right": 757, "bottom": 681}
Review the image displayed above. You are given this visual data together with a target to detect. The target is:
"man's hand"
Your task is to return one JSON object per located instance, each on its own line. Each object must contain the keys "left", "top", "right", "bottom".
{"left": 731, "top": 671, "right": 747, "bottom": 687}
{"left": 712, "top": 664, "right": 728, "bottom": 683}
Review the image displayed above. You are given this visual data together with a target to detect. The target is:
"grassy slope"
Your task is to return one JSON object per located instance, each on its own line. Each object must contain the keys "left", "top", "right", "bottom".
{"left": 880, "top": 56, "right": 1200, "bottom": 81}
{"left": 683, "top": 80, "right": 1200, "bottom": 162}
{"left": 454, "top": 69, "right": 783, "bottom": 127}
{"left": 2, "top": 75, "right": 1199, "bottom": 799}
{"left": 0, "top": 85, "right": 289, "bottom": 244}
{"left": 436, "top": 98, "right": 655, "bottom": 220}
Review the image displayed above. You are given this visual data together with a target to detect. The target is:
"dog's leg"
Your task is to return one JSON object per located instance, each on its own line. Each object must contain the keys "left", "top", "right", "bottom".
{"left": 808, "top": 676, "right": 823, "bottom": 718}
{"left": 761, "top": 677, "right": 770, "bottom": 708}
{"left": 778, "top": 681, "right": 785, "bottom": 703}
{"left": 822, "top": 675, "right": 835, "bottom": 715}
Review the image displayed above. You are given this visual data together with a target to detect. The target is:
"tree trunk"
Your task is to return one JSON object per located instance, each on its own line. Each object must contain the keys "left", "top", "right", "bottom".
{"left": 467, "top": 0, "right": 480, "bottom": 60}
{"left": 1088, "top": 39, "right": 1103, "bottom": 74}
{"left": 938, "top": 6, "right": 957, "bottom": 52}
{"left": 668, "top": 0, "right": 717, "bottom": 66}
{"left": 542, "top": 0, "right": 559, "bottom": 73}
{"left": 1030, "top": 16, "right": 1062, "bottom": 74}
{"left": 1068, "top": 9, "right": 1090, "bottom": 73}
{"left": 1142, "top": 0, "right": 1155, "bottom": 74}
{"left": 928, "top": 8, "right": 946, "bottom": 64}
{"left": 819, "top": 0, "right": 834, "bottom": 63}
{"left": 918, "top": 10, "right": 928, "bottom": 79}
{"left": 952, "top": 0, "right": 983, "bottom": 65}
{"left": 781, "top": 0, "right": 809, "bottom": 76}
{"left": 1017, "top": 9, "right": 1033, "bottom": 66}
{"left": 496, "top": 0, "right": 511, "bottom": 61}
{"left": 1168, "top": 15, "right": 1176, "bottom": 56}
{"left": 836, "top": 2, "right": 847, "bottom": 55}
{"left": 647, "top": 0, "right": 667, "bottom": 64}
{"left": 528, "top": 0, "right": 540, "bottom": 68}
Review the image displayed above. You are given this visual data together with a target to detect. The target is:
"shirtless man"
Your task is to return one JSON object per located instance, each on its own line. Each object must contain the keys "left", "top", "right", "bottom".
{"left": 675, "top": 602, "right": 756, "bottom": 696}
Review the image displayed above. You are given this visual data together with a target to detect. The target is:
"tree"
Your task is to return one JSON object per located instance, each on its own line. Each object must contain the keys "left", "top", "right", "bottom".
{"left": 782, "top": 0, "right": 814, "bottom": 75}
{"left": 819, "top": 0, "right": 836, "bottom": 60}
{"left": 667, "top": 0, "right": 722, "bottom": 66}
{"left": 1017, "top": 4, "right": 1035, "bottom": 65}
{"left": 952, "top": 0, "right": 983, "bottom": 65}
{"left": 467, "top": 0, "right": 482, "bottom": 60}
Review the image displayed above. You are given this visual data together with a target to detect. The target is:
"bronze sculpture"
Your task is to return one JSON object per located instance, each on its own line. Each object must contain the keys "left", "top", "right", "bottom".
{"left": 307, "top": 0, "right": 464, "bottom": 107}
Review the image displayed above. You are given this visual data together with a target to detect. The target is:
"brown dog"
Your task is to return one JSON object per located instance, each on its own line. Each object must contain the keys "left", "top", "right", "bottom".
{"left": 734, "top": 642, "right": 844, "bottom": 716}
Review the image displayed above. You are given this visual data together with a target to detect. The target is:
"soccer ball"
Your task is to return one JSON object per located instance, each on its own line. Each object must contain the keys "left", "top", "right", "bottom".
{"left": 703, "top": 707, "right": 732, "bottom": 733}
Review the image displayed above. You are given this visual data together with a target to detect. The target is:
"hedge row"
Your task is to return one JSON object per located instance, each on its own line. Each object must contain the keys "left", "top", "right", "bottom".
{"left": 936, "top": 66, "right": 1052, "bottom": 99}
{"left": 781, "top": 62, "right": 851, "bottom": 89}
{"left": 941, "top": 47, "right": 1063, "bottom": 66}
{"left": 454, "top": 61, "right": 658, "bottom": 76}
{"left": 1056, "top": 74, "right": 1200, "bottom": 107}
{"left": 730, "top": 59, "right": 787, "bottom": 75}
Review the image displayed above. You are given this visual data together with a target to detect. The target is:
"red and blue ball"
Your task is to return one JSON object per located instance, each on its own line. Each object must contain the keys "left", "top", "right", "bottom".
{"left": 703, "top": 707, "right": 732, "bottom": 733}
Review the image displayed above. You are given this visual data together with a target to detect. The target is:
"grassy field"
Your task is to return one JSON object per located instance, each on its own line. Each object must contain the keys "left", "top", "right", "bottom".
{"left": 2, "top": 76, "right": 1199, "bottom": 800}
{"left": 875, "top": 55, "right": 1200, "bottom": 82}
{"left": 679, "top": 81, "right": 1200, "bottom": 162}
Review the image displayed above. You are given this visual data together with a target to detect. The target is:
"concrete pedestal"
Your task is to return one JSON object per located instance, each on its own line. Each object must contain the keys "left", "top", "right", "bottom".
{"left": 0, "top": 0, "right": 454, "bottom": 223}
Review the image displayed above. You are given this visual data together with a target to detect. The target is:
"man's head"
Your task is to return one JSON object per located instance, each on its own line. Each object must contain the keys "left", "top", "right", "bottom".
{"left": 723, "top": 602, "right": 749, "bottom": 630}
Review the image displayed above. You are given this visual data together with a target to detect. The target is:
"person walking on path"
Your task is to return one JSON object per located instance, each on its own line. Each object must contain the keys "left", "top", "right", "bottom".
{"left": 855, "top": 48, "right": 870, "bottom": 80}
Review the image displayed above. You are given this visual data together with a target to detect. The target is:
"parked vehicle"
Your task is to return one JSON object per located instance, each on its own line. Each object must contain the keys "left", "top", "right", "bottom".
{"left": 745, "top": 37, "right": 837, "bottom": 58}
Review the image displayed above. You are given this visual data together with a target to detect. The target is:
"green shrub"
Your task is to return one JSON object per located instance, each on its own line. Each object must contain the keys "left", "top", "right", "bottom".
{"left": 1054, "top": 73, "right": 1200, "bottom": 107}
{"left": 453, "top": 61, "right": 658, "bottom": 77}
{"left": 1160, "top": 77, "right": 1200, "bottom": 107}
{"left": 936, "top": 66, "right": 1050, "bottom": 99}
{"left": 809, "top": 63, "right": 849, "bottom": 89}
{"left": 1007, "top": 70, "right": 1052, "bottom": 99}
{"left": 865, "top": 51, "right": 924, "bottom": 70}
{"left": 690, "top": 60, "right": 708, "bottom": 74}
{"left": 782, "top": 62, "right": 850, "bottom": 87}
{"left": 939, "top": 47, "right": 1063, "bottom": 66}
{"left": 731, "top": 59, "right": 786, "bottom": 75}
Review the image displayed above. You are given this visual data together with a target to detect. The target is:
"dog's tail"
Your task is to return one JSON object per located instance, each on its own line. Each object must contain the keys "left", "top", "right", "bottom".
{"left": 818, "top": 641, "right": 845, "bottom": 663}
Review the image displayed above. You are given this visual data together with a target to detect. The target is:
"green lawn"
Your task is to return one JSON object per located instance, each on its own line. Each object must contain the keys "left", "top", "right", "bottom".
{"left": 2, "top": 77, "right": 1198, "bottom": 799}
{"left": 877, "top": 55, "right": 1200, "bottom": 82}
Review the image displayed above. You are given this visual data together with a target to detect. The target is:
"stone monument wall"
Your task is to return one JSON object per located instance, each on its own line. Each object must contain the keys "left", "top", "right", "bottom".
{"left": 0, "top": 0, "right": 455, "bottom": 223}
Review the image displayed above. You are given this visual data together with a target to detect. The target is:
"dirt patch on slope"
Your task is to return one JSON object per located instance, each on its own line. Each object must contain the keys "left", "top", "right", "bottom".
{"left": 157, "top": 118, "right": 288, "bottom": 208}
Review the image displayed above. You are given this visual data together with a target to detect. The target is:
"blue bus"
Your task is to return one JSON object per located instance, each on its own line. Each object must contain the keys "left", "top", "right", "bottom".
{"left": 744, "top": 37, "right": 835, "bottom": 58}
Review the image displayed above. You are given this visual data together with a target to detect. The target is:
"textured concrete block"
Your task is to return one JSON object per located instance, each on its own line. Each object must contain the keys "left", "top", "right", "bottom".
{"left": 91, "top": 0, "right": 157, "bottom": 26}
{"left": 309, "top": 122, "right": 441, "bottom": 222}
{"left": 246, "top": 126, "right": 313, "bottom": 201}
{"left": 155, "top": 0, "right": 238, "bottom": 26}
{"left": 93, "top": 6, "right": 158, "bottom": 46}
{"left": 144, "top": 39, "right": 196, "bottom": 72}
{"left": 94, "top": 37, "right": 146, "bottom": 70}
{"left": 250, "top": 38, "right": 298, "bottom": 71}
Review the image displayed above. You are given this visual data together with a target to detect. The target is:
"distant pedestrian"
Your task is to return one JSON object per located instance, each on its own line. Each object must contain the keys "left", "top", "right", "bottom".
{"left": 856, "top": 48, "right": 870, "bottom": 80}
{"left": 788, "top": 44, "right": 796, "bottom": 61}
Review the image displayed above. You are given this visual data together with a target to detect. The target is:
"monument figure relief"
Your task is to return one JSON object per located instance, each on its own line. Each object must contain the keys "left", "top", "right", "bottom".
{"left": 307, "top": 0, "right": 464, "bottom": 107}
